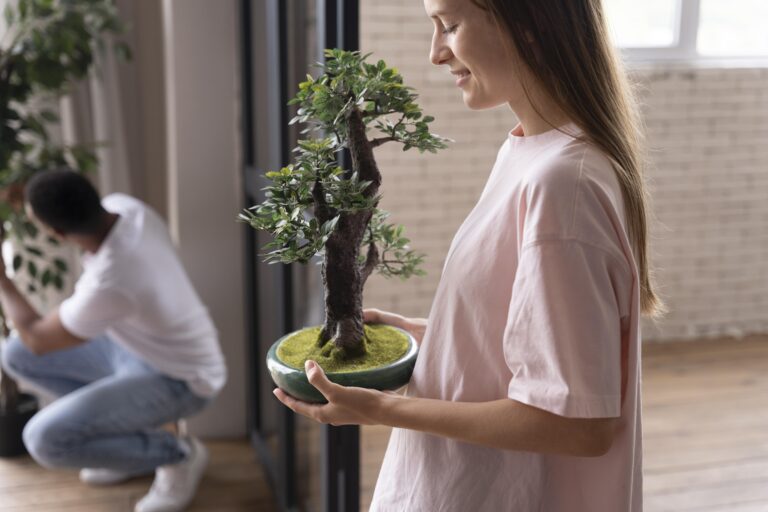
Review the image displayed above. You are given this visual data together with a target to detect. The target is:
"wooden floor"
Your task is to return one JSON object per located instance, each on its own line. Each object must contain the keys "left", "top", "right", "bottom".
{"left": 361, "top": 336, "right": 768, "bottom": 512}
{"left": 0, "top": 441, "right": 276, "bottom": 511}
{"left": 641, "top": 336, "right": 768, "bottom": 512}
{"left": 2, "top": 336, "right": 767, "bottom": 511}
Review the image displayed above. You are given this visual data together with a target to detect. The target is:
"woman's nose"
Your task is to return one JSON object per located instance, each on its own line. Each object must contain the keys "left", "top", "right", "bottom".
{"left": 430, "top": 35, "right": 451, "bottom": 66}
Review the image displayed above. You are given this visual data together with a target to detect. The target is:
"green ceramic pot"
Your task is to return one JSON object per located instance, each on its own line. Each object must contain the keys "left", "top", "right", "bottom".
{"left": 267, "top": 326, "right": 418, "bottom": 403}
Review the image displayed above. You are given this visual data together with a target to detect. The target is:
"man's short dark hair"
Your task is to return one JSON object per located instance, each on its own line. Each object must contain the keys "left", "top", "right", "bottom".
{"left": 25, "top": 168, "right": 107, "bottom": 235}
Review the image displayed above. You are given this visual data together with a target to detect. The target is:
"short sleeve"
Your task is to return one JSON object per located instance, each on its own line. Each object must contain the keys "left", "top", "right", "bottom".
{"left": 503, "top": 239, "right": 630, "bottom": 418}
{"left": 59, "top": 285, "right": 136, "bottom": 339}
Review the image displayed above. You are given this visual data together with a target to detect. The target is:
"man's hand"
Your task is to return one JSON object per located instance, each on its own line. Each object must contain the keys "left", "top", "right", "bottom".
{"left": 272, "top": 360, "right": 391, "bottom": 426}
{"left": 363, "top": 308, "right": 427, "bottom": 345}
{"left": 0, "top": 182, "right": 26, "bottom": 213}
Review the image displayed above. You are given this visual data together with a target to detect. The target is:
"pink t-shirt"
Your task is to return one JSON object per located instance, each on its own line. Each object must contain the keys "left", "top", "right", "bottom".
{"left": 370, "top": 123, "right": 642, "bottom": 511}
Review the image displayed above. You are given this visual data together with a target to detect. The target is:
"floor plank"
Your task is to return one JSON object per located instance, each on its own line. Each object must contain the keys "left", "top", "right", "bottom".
{"left": 2, "top": 336, "right": 767, "bottom": 512}
{"left": 360, "top": 336, "right": 768, "bottom": 512}
{"left": 0, "top": 440, "right": 276, "bottom": 512}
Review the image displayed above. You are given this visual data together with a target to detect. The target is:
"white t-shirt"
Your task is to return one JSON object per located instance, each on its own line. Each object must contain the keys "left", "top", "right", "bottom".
{"left": 60, "top": 194, "right": 227, "bottom": 398}
{"left": 371, "top": 123, "right": 642, "bottom": 511}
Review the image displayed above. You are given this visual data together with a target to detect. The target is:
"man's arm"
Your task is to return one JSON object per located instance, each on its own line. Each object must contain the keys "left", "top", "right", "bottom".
{"left": 0, "top": 274, "right": 85, "bottom": 355}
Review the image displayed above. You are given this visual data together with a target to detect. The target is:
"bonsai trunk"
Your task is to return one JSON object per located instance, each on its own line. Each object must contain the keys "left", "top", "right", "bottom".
{"left": 317, "top": 107, "right": 381, "bottom": 358}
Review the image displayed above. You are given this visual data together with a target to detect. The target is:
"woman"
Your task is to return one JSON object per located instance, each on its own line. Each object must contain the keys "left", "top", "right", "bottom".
{"left": 274, "top": 0, "right": 665, "bottom": 510}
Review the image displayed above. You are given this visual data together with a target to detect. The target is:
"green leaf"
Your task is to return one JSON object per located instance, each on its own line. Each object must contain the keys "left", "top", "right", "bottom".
{"left": 113, "top": 41, "right": 132, "bottom": 61}
{"left": 27, "top": 261, "right": 37, "bottom": 278}
{"left": 244, "top": 50, "right": 446, "bottom": 279}
{"left": 24, "top": 245, "right": 43, "bottom": 257}
{"left": 53, "top": 258, "right": 68, "bottom": 272}
{"left": 41, "top": 269, "right": 52, "bottom": 287}
{"left": 3, "top": 3, "right": 15, "bottom": 26}
{"left": 23, "top": 221, "right": 38, "bottom": 238}
{"left": 40, "top": 110, "right": 59, "bottom": 123}
{"left": 12, "top": 255, "right": 23, "bottom": 272}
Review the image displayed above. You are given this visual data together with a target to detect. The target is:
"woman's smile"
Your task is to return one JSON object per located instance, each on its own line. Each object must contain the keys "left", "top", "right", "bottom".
{"left": 451, "top": 68, "right": 471, "bottom": 87}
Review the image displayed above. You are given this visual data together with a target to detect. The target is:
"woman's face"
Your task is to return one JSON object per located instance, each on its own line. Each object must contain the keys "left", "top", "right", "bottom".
{"left": 424, "top": 0, "right": 526, "bottom": 110}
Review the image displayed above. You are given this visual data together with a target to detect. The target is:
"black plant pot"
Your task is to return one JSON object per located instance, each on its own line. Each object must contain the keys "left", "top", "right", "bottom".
{"left": 0, "top": 393, "right": 39, "bottom": 457}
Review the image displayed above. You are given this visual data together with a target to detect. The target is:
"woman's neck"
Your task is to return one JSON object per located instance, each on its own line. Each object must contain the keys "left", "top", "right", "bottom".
{"left": 507, "top": 84, "right": 572, "bottom": 136}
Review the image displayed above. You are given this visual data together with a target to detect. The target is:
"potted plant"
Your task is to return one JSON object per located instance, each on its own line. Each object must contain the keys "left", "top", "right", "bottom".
{"left": 0, "top": 0, "right": 128, "bottom": 457}
{"left": 240, "top": 49, "right": 448, "bottom": 403}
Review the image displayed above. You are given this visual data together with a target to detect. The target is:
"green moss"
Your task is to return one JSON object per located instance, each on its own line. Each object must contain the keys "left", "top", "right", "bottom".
{"left": 277, "top": 324, "right": 409, "bottom": 373}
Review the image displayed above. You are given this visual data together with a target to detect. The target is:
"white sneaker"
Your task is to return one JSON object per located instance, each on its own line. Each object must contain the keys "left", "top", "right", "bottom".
{"left": 80, "top": 467, "right": 153, "bottom": 486}
{"left": 134, "top": 437, "right": 209, "bottom": 512}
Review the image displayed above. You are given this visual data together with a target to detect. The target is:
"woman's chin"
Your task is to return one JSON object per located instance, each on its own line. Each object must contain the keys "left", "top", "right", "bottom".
{"left": 462, "top": 93, "right": 505, "bottom": 111}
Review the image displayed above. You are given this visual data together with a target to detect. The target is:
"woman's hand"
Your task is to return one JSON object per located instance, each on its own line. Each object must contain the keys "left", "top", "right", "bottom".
{"left": 273, "top": 360, "right": 391, "bottom": 426}
{"left": 363, "top": 307, "right": 427, "bottom": 345}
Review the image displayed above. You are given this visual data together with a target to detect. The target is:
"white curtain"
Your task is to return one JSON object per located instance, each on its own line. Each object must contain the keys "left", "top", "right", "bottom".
{"left": 59, "top": 36, "right": 133, "bottom": 196}
{"left": 27, "top": 1, "right": 139, "bottom": 310}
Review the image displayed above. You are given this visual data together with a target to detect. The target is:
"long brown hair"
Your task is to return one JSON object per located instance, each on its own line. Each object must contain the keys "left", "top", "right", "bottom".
{"left": 475, "top": 0, "right": 665, "bottom": 318}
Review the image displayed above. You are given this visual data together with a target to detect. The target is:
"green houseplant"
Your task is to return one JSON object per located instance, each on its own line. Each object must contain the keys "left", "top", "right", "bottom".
{"left": 0, "top": 0, "right": 128, "bottom": 456}
{"left": 241, "top": 49, "right": 448, "bottom": 402}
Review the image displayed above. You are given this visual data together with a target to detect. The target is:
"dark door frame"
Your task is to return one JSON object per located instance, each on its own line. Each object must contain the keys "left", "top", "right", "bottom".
{"left": 240, "top": 1, "right": 362, "bottom": 511}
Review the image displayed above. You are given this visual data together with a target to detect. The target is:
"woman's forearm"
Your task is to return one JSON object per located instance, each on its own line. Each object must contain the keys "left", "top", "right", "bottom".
{"left": 375, "top": 393, "right": 617, "bottom": 457}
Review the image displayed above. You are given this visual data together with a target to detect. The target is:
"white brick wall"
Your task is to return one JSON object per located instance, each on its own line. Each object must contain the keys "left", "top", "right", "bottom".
{"left": 636, "top": 66, "right": 768, "bottom": 340}
{"left": 360, "top": 1, "right": 768, "bottom": 342}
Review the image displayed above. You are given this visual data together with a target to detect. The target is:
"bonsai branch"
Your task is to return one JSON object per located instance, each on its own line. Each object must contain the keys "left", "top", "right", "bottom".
{"left": 370, "top": 137, "right": 397, "bottom": 147}
{"left": 370, "top": 112, "right": 408, "bottom": 148}
{"left": 359, "top": 242, "right": 379, "bottom": 285}
{"left": 312, "top": 178, "right": 334, "bottom": 224}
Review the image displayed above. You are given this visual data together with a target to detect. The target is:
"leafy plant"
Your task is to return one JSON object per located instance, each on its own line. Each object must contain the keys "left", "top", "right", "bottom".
{"left": 241, "top": 49, "right": 449, "bottom": 358}
{"left": 0, "top": 0, "right": 129, "bottom": 413}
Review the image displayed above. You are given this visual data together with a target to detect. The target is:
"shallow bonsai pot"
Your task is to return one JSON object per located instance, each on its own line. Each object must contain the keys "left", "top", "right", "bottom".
{"left": 267, "top": 325, "right": 418, "bottom": 403}
{"left": 0, "top": 393, "right": 39, "bottom": 458}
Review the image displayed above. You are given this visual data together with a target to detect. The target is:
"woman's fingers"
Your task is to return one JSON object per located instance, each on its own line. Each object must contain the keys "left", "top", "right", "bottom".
{"left": 305, "top": 360, "right": 341, "bottom": 399}
{"left": 362, "top": 308, "right": 378, "bottom": 323}
{"left": 363, "top": 308, "right": 427, "bottom": 344}
{"left": 364, "top": 308, "right": 406, "bottom": 328}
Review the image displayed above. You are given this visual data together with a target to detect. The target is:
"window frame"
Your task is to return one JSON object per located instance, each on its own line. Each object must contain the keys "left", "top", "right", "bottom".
{"left": 618, "top": 0, "right": 698, "bottom": 62}
{"left": 617, "top": 0, "right": 768, "bottom": 64}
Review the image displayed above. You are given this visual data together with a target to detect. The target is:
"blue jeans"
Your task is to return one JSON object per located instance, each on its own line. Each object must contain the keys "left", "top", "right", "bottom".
{"left": 0, "top": 335, "right": 210, "bottom": 473}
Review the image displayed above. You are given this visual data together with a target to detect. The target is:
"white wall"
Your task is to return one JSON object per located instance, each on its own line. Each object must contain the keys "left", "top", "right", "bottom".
{"left": 162, "top": 0, "right": 247, "bottom": 437}
{"left": 360, "top": 1, "right": 768, "bottom": 342}
{"left": 637, "top": 65, "right": 768, "bottom": 339}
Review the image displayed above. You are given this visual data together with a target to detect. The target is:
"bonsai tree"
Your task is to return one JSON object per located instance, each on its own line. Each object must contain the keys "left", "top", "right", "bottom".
{"left": 241, "top": 49, "right": 448, "bottom": 360}
{"left": 0, "top": 0, "right": 127, "bottom": 427}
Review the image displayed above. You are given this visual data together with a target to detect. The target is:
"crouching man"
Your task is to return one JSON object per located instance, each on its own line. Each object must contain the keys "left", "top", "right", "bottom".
{"left": 0, "top": 169, "right": 227, "bottom": 512}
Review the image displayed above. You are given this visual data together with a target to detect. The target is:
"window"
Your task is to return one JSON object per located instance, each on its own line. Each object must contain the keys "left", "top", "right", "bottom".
{"left": 604, "top": 0, "right": 768, "bottom": 61}
{"left": 604, "top": 0, "right": 678, "bottom": 49}
{"left": 698, "top": 0, "right": 768, "bottom": 56}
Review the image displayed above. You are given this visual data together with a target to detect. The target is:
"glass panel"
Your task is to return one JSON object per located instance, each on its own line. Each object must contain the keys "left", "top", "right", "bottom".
{"left": 289, "top": 2, "right": 325, "bottom": 508}
{"left": 698, "top": 0, "right": 768, "bottom": 56}
{"left": 604, "top": 0, "right": 680, "bottom": 48}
